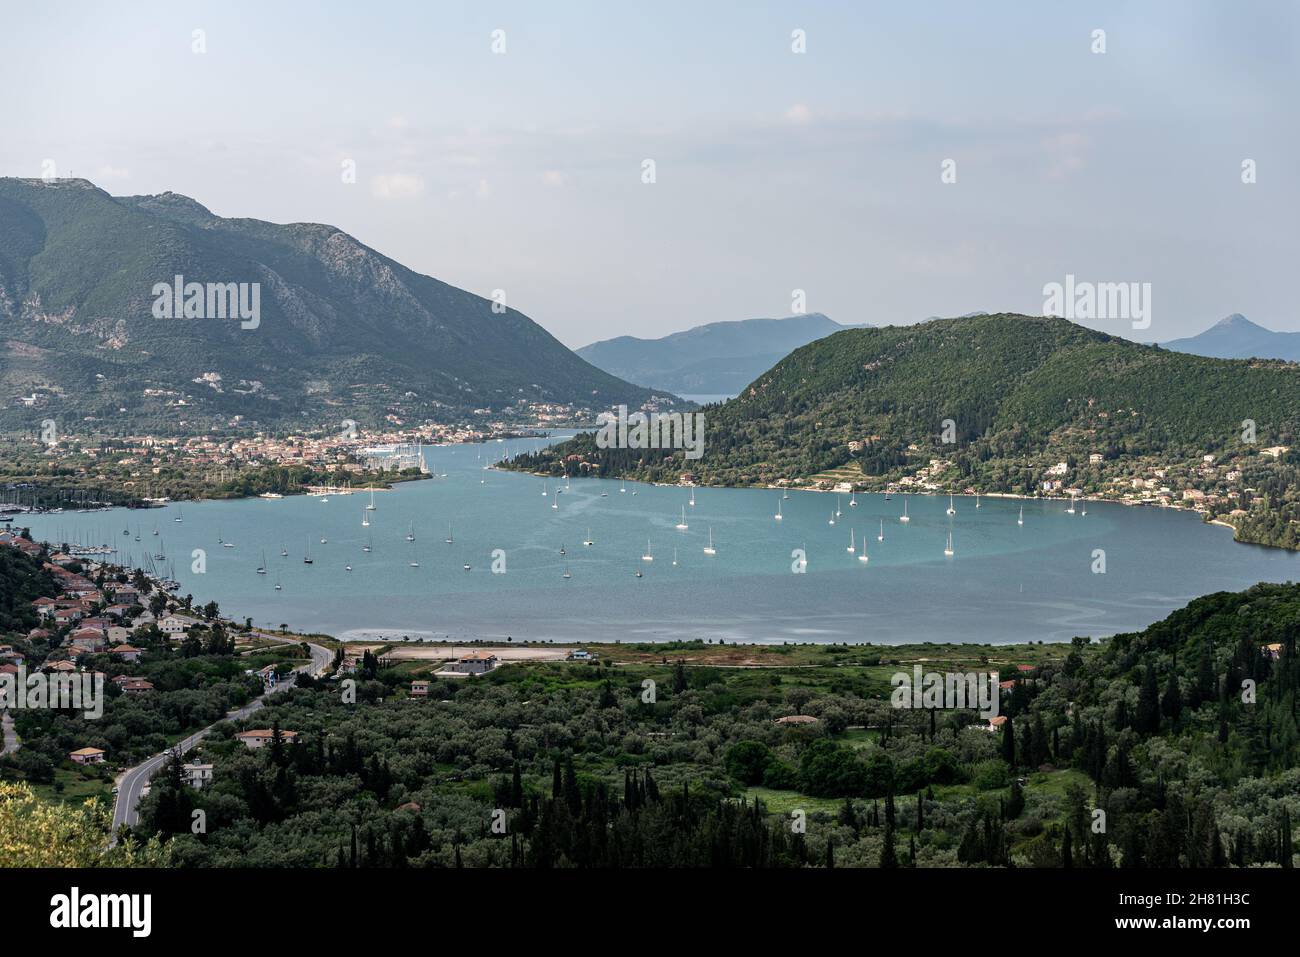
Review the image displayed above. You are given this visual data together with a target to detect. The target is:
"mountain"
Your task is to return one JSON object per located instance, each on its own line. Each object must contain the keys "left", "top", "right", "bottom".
{"left": 0, "top": 178, "right": 668, "bottom": 432}
{"left": 510, "top": 313, "right": 1300, "bottom": 487}
{"left": 576, "top": 313, "right": 866, "bottom": 395}
{"left": 1163, "top": 313, "right": 1300, "bottom": 362}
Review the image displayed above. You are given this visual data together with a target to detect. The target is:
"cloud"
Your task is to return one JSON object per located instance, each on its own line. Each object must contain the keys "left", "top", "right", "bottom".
{"left": 370, "top": 173, "right": 426, "bottom": 199}
{"left": 784, "top": 103, "right": 812, "bottom": 125}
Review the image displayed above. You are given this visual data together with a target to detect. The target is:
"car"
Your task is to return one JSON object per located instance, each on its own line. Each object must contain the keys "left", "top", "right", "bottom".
{"left": 111, "top": 786, "right": 119, "bottom": 795}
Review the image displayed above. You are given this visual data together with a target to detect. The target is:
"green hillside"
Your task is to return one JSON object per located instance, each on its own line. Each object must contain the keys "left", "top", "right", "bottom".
{"left": 0, "top": 178, "right": 669, "bottom": 433}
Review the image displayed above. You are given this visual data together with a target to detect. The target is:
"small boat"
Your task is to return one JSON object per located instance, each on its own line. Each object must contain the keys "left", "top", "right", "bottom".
{"left": 174, "top": 508, "right": 183, "bottom": 523}
{"left": 280, "top": 545, "right": 289, "bottom": 557}
{"left": 362, "top": 511, "right": 370, "bottom": 527}
{"left": 850, "top": 493, "right": 857, "bottom": 508}
{"left": 689, "top": 489, "right": 696, "bottom": 507}
{"left": 367, "top": 489, "right": 377, "bottom": 511}
{"left": 878, "top": 519, "right": 884, "bottom": 542}
{"left": 775, "top": 498, "right": 783, "bottom": 521}
{"left": 672, "top": 548, "right": 678, "bottom": 566}
{"left": 900, "top": 497, "right": 910, "bottom": 523}
{"left": 783, "top": 490, "right": 790, "bottom": 500}
{"left": 274, "top": 579, "right": 282, "bottom": 591}
{"left": 583, "top": 528, "right": 594, "bottom": 546}
{"left": 847, "top": 528, "right": 856, "bottom": 553}
{"left": 320, "top": 536, "right": 328, "bottom": 545}
{"left": 944, "top": 531, "right": 954, "bottom": 557}
{"left": 703, "top": 527, "right": 716, "bottom": 555}
{"left": 542, "top": 480, "right": 549, "bottom": 497}
{"left": 560, "top": 544, "right": 566, "bottom": 556}
{"left": 1066, "top": 493, "right": 1076, "bottom": 515}
{"left": 345, "top": 564, "right": 352, "bottom": 571}
{"left": 256, "top": 550, "right": 267, "bottom": 575}
{"left": 406, "top": 523, "right": 415, "bottom": 542}
{"left": 563, "top": 565, "right": 572, "bottom": 579}
{"left": 1018, "top": 506, "right": 1024, "bottom": 526}
{"left": 947, "top": 493, "right": 956, "bottom": 516}
{"left": 463, "top": 563, "right": 471, "bottom": 571}
{"left": 635, "top": 569, "right": 643, "bottom": 578}
{"left": 835, "top": 496, "right": 842, "bottom": 518}
{"left": 1081, "top": 499, "right": 1087, "bottom": 516}
{"left": 828, "top": 511, "right": 836, "bottom": 526}
{"left": 363, "top": 531, "right": 372, "bottom": 553}
{"left": 675, "top": 506, "right": 689, "bottom": 530}
{"left": 446, "top": 523, "right": 453, "bottom": 544}
{"left": 551, "top": 491, "right": 558, "bottom": 510}
{"left": 303, "top": 538, "right": 313, "bottom": 564}
{"left": 642, "top": 540, "right": 654, "bottom": 562}
{"left": 858, "top": 538, "right": 869, "bottom": 563}
{"left": 152, "top": 527, "right": 159, "bottom": 536}
{"left": 975, "top": 494, "right": 981, "bottom": 509}
{"left": 600, "top": 491, "right": 608, "bottom": 498}
{"left": 620, "top": 480, "right": 626, "bottom": 494}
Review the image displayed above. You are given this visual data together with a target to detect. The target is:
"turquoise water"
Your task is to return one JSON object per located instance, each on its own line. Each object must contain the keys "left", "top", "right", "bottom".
{"left": 21, "top": 437, "right": 1300, "bottom": 645}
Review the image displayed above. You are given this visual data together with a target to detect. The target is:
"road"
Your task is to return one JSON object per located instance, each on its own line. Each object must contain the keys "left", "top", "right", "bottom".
{"left": 1, "top": 710, "right": 18, "bottom": 754}
{"left": 110, "top": 631, "right": 332, "bottom": 837}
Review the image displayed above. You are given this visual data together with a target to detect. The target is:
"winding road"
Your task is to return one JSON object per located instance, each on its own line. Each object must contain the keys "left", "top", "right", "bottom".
{"left": 110, "top": 630, "right": 333, "bottom": 837}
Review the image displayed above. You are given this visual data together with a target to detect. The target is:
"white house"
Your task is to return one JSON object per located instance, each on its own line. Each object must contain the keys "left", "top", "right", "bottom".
{"left": 159, "top": 614, "right": 197, "bottom": 637}
{"left": 183, "top": 762, "right": 214, "bottom": 789}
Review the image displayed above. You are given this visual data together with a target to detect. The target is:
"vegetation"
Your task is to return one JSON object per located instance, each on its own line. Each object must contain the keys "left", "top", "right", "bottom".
{"left": 100, "top": 580, "right": 1300, "bottom": 868}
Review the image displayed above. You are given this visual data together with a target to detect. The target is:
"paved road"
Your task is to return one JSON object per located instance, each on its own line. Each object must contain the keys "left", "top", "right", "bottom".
{"left": 110, "top": 632, "right": 332, "bottom": 837}
{"left": 1, "top": 711, "right": 18, "bottom": 754}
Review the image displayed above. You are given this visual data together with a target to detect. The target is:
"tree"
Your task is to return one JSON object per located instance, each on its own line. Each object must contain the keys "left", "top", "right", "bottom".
{"left": 1161, "top": 669, "right": 1183, "bottom": 726}
{"left": 1001, "top": 716, "right": 1016, "bottom": 767}
{"left": 1136, "top": 662, "right": 1161, "bottom": 734}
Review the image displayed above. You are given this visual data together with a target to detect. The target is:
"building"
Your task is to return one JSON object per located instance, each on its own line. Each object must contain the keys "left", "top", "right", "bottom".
{"left": 409, "top": 680, "right": 431, "bottom": 697}
{"left": 235, "top": 729, "right": 300, "bottom": 749}
{"left": 159, "top": 615, "right": 196, "bottom": 637}
{"left": 110, "top": 644, "right": 143, "bottom": 663}
{"left": 70, "top": 747, "right": 106, "bottom": 765}
{"left": 183, "top": 762, "right": 214, "bottom": 789}
{"left": 448, "top": 653, "right": 497, "bottom": 675}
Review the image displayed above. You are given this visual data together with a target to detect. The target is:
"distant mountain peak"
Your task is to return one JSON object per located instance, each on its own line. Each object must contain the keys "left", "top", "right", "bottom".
{"left": 1213, "top": 312, "right": 1253, "bottom": 328}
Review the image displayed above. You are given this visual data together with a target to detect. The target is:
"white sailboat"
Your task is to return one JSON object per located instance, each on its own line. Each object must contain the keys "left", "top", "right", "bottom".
{"left": 446, "top": 523, "right": 454, "bottom": 544}
{"left": 672, "top": 547, "right": 678, "bottom": 567}
{"left": 320, "top": 534, "right": 328, "bottom": 544}
{"left": 847, "top": 528, "right": 856, "bottom": 553}
{"left": 542, "top": 480, "right": 549, "bottom": 497}
{"left": 583, "top": 528, "right": 594, "bottom": 546}
{"left": 675, "top": 507, "right": 689, "bottom": 530}
{"left": 345, "top": 563, "right": 352, "bottom": 572}
{"left": 858, "top": 536, "right": 869, "bottom": 563}
{"left": 406, "top": 523, "right": 415, "bottom": 542}
{"left": 703, "top": 527, "right": 716, "bottom": 555}
{"left": 274, "top": 577, "right": 282, "bottom": 591}
{"left": 280, "top": 544, "right": 289, "bottom": 557}
{"left": 1066, "top": 493, "right": 1076, "bottom": 515}
{"left": 900, "top": 497, "right": 910, "bottom": 523}
{"left": 944, "top": 531, "right": 954, "bottom": 557}
{"left": 1017, "top": 505, "right": 1024, "bottom": 526}
{"left": 642, "top": 539, "right": 654, "bottom": 562}
{"left": 562, "top": 564, "right": 572, "bottom": 579}
{"left": 362, "top": 509, "right": 370, "bottom": 527}
{"left": 256, "top": 550, "right": 267, "bottom": 575}
{"left": 850, "top": 492, "right": 857, "bottom": 508}
{"left": 174, "top": 507, "right": 183, "bottom": 523}
{"left": 975, "top": 493, "right": 982, "bottom": 509}
{"left": 689, "top": 489, "right": 696, "bottom": 507}
{"left": 774, "top": 498, "right": 783, "bottom": 521}
{"left": 551, "top": 490, "right": 559, "bottom": 510}
{"left": 946, "top": 493, "right": 956, "bottom": 516}
{"left": 303, "top": 538, "right": 313, "bottom": 564}
{"left": 363, "top": 530, "right": 372, "bottom": 553}
{"left": 828, "top": 510, "right": 836, "bottom": 526}
{"left": 620, "top": 480, "right": 626, "bottom": 494}
{"left": 835, "top": 495, "right": 842, "bottom": 518}
{"left": 878, "top": 519, "right": 884, "bottom": 542}
{"left": 1080, "top": 498, "right": 1087, "bottom": 516}
{"left": 367, "top": 488, "right": 377, "bottom": 511}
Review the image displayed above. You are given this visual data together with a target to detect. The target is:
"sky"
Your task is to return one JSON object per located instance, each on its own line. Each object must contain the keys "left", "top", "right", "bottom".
{"left": 1, "top": 0, "right": 1295, "bottom": 348}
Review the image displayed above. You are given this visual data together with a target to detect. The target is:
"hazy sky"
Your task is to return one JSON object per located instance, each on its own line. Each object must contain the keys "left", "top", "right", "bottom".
{"left": 2, "top": 1, "right": 1295, "bottom": 347}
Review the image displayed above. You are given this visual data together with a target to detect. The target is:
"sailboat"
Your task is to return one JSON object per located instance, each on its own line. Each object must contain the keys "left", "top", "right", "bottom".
{"left": 689, "top": 489, "right": 696, "bottom": 507}
{"left": 560, "top": 544, "right": 566, "bottom": 556}
{"left": 672, "top": 547, "right": 678, "bottom": 566}
{"left": 858, "top": 538, "right": 869, "bottom": 563}
{"left": 1080, "top": 498, "right": 1087, "bottom": 516}
{"left": 675, "top": 506, "right": 689, "bottom": 530}
{"left": 363, "top": 530, "right": 372, "bottom": 553}
{"left": 620, "top": 480, "right": 626, "bottom": 494}
{"left": 406, "top": 523, "right": 415, "bottom": 542}
{"left": 1066, "top": 493, "right": 1076, "bottom": 515}
{"left": 409, "top": 545, "right": 420, "bottom": 568}
{"left": 975, "top": 493, "right": 982, "bottom": 509}
{"left": 583, "top": 528, "right": 594, "bottom": 546}
{"left": 847, "top": 528, "right": 856, "bottom": 553}
{"left": 828, "top": 511, "right": 836, "bottom": 526}
{"left": 944, "top": 531, "right": 954, "bottom": 557}
{"left": 303, "top": 538, "right": 313, "bottom": 564}
{"left": 152, "top": 526, "right": 159, "bottom": 536}
{"left": 947, "top": 493, "right": 956, "bottom": 516}
{"left": 642, "top": 540, "right": 654, "bottom": 562}
{"left": 256, "top": 550, "right": 267, "bottom": 575}
{"left": 280, "top": 544, "right": 289, "bottom": 557}
{"left": 362, "top": 510, "right": 370, "bottom": 527}
{"left": 783, "top": 490, "right": 790, "bottom": 500}
{"left": 274, "top": 577, "right": 282, "bottom": 591}
{"left": 542, "top": 480, "right": 549, "bottom": 497}
{"left": 551, "top": 490, "right": 559, "bottom": 510}
{"left": 900, "top": 497, "right": 910, "bottom": 523}
{"left": 345, "top": 563, "right": 352, "bottom": 572}
{"left": 878, "top": 519, "right": 884, "bottom": 542}
{"left": 174, "top": 507, "right": 183, "bottom": 523}
{"left": 320, "top": 534, "right": 328, "bottom": 544}
{"left": 446, "top": 523, "right": 454, "bottom": 544}
{"left": 562, "top": 564, "right": 572, "bottom": 579}
{"left": 775, "top": 498, "right": 783, "bottom": 521}
{"left": 703, "top": 527, "right": 716, "bottom": 555}
{"left": 835, "top": 495, "right": 842, "bottom": 518}
{"left": 850, "top": 493, "right": 857, "bottom": 508}
{"left": 1017, "top": 505, "right": 1024, "bottom": 526}
{"left": 367, "top": 489, "right": 377, "bottom": 511}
